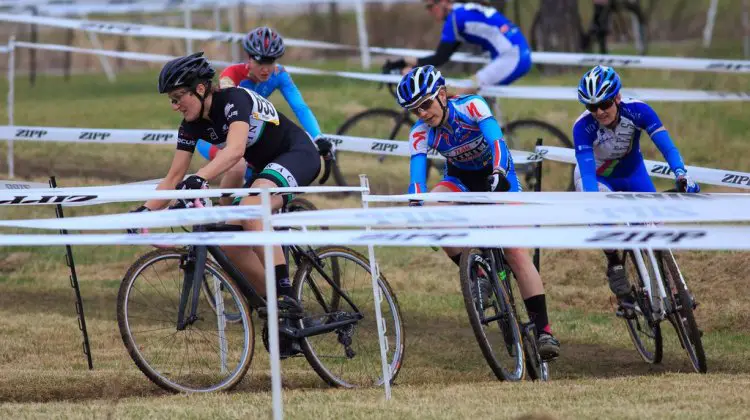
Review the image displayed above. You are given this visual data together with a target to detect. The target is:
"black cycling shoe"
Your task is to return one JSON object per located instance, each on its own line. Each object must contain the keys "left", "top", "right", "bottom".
{"left": 257, "top": 295, "right": 304, "bottom": 320}
{"left": 607, "top": 262, "right": 637, "bottom": 318}
{"left": 537, "top": 332, "right": 561, "bottom": 361}
{"left": 262, "top": 319, "right": 303, "bottom": 359}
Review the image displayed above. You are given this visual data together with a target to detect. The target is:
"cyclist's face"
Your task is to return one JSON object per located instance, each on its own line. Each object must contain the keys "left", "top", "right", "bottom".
{"left": 424, "top": 0, "right": 448, "bottom": 21}
{"left": 410, "top": 89, "right": 446, "bottom": 127}
{"left": 248, "top": 58, "right": 276, "bottom": 82}
{"left": 590, "top": 95, "right": 620, "bottom": 126}
{"left": 168, "top": 87, "right": 201, "bottom": 121}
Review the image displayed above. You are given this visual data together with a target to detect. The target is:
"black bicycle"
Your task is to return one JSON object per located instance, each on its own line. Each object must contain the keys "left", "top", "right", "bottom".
{"left": 330, "top": 68, "right": 574, "bottom": 193}
{"left": 459, "top": 247, "right": 549, "bottom": 382}
{"left": 531, "top": 0, "right": 648, "bottom": 57}
{"left": 116, "top": 197, "right": 405, "bottom": 393}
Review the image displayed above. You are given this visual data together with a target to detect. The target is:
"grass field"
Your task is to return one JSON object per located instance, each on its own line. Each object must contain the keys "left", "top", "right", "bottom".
{"left": 1, "top": 48, "right": 750, "bottom": 419}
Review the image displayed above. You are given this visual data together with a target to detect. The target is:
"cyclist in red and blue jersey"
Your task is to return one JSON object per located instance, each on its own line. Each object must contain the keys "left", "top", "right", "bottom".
{"left": 384, "top": 1, "right": 531, "bottom": 94}
{"left": 196, "top": 27, "right": 324, "bottom": 189}
{"left": 573, "top": 65, "right": 700, "bottom": 315}
{"left": 401, "top": 66, "right": 560, "bottom": 360}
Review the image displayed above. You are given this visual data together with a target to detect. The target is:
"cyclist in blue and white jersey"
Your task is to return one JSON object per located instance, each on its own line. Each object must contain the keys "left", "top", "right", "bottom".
{"left": 384, "top": 1, "right": 531, "bottom": 94}
{"left": 196, "top": 27, "right": 326, "bottom": 189}
{"left": 400, "top": 66, "right": 560, "bottom": 360}
{"left": 573, "top": 65, "right": 701, "bottom": 314}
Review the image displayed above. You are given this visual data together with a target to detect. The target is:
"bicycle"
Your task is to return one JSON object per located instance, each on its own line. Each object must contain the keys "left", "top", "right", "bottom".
{"left": 331, "top": 67, "right": 574, "bottom": 193}
{"left": 116, "top": 196, "right": 405, "bottom": 393}
{"left": 459, "top": 247, "right": 550, "bottom": 381}
{"left": 531, "top": 0, "right": 648, "bottom": 57}
{"left": 613, "top": 188, "right": 706, "bottom": 373}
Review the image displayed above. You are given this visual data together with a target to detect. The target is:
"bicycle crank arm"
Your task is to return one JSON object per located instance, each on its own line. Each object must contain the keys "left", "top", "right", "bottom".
{"left": 291, "top": 314, "right": 364, "bottom": 339}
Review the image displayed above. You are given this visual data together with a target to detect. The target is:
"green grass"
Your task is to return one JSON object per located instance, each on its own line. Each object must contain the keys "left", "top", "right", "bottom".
{"left": 0, "top": 59, "right": 750, "bottom": 418}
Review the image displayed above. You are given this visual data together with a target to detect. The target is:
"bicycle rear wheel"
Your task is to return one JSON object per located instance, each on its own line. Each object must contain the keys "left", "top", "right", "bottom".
{"left": 659, "top": 251, "right": 707, "bottom": 373}
{"left": 118, "top": 248, "right": 255, "bottom": 393}
{"left": 504, "top": 119, "right": 575, "bottom": 192}
{"left": 336, "top": 108, "right": 420, "bottom": 193}
{"left": 459, "top": 248, "right": 525, "bottom": 381}
{"left": 623, "top": 250, "right": 663, "bottom": 364}
{"left": 293, "top": 246, "right": 405, "bottom": 388}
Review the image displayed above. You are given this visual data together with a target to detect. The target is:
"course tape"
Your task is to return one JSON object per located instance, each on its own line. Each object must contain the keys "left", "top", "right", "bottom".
{"left": 3, "top": 195, "right": 749, "bottom": 230}
{"left": 0, "top": 125, "right": 536, "bottom": 164}
{"left": 0, "top": 185, "right": 367, "bottom": 206}
{"left": 2, "top": 11, "right": 749, "bottom": 73}
{"left": 4, "top": 42, "right": 747, "bottom": 102}
{"left": 536, "top": 145, "right": 750, "bottom": 191}
{"left": 0, "top": 225, "right": 746, "bottom": 251}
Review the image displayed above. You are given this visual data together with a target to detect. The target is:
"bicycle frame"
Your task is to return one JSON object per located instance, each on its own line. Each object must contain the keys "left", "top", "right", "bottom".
{"left": 630, "top": 247, "right": 692, "bottom": 322}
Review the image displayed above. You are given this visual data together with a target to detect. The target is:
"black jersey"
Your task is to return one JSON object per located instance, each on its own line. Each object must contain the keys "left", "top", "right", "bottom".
{"left": 176, "top": 87, "right": 308, "bottom": 168}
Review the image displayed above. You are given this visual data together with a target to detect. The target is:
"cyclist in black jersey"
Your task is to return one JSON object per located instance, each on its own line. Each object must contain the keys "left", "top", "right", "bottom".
{"left": 131, "top": 52, "right": 320, "bottom": 357}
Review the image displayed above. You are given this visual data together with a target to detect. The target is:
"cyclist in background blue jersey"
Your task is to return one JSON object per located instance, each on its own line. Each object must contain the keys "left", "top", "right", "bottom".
{"left": 196, "top": 27, "right": 325, "bottom": 189}
{"left": 401, "top": 65, "right": 560, "bottom": 360}
{"left": 384, "top": 1, "right": 531, "bottom": 94}
{"left": 573, "top": 65, "right": 700, "bottom": 316}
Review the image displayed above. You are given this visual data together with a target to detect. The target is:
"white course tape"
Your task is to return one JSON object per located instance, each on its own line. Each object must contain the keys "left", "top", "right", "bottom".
{"left": 363, "top": 191, "right": 750, "bottom": 205}
{"left": 271, "top": 198, "right": 750, "bottom": 228}
{"left": 0, "top": 225, "right": 747, "bottom": 251}
{"left": 0, "top": 185, "right": 367, "bottom": 206}
{"left": 536, "top": 145, "right": 750, "bottom": 191}
{"left": 0, "top": 205, "right": 261, "bottom": 230}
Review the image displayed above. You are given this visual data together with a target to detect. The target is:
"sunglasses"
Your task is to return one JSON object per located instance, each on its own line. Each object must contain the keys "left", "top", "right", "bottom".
{"left": 408, "top": 98, "right": 435, "bottom": 115}
{"left": 585, "top": 98, "right": 615, "bottom": 113}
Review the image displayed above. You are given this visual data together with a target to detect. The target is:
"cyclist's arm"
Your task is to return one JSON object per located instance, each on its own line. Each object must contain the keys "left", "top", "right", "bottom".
{"left": 573, "top": 119, "right": 599, "bottom": 192}
{"left": 408, "top": 125, "right": 430, "bottom": 193}
{"left": 277, "top": 68, "right": 322, "bottom": 138}
{"left": 196, "top": 121, "right": 248, "bottom": 181}
{"left": 414, "top": 41, "right": 462, "bottom": 67}
{"left": 479, "top": 118, "right": 510, "bottom": 173}
{"left": 636, "top": 102, "right": 686, "bottom": 172}
{"left": 144, "top": 128, "right": 195, "bottom": 210}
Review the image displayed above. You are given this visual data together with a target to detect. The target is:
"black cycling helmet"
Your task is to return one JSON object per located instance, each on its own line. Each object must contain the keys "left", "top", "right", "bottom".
{"left": 158, "top": 51, "right": 215, "bottom": 94}
{"left": 242, "top": 26, "right": 285, "bottom": 61}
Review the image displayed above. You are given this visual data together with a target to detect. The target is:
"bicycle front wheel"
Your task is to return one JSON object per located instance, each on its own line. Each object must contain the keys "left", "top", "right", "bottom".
{"left": 459, "top": 248, "right": 525, "bottom": 381}
{"left": 623, "top": 250, "right": 663, "bottom": 364}
{"left": 117, "top": 248, "right": 255, "bottom": 393}
{"left": 659, "top": 251, "right": 706, "bottom": 373}
{"left": 293, "top": 246, "right": 405, "bottom": 388}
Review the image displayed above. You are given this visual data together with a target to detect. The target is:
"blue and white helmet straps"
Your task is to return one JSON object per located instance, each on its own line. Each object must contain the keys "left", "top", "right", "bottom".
{"left": 577, "top": 65, "right": 622, "bottom": 104}
{"left": 396, "top": 65, "right": 445, "bottom": 109}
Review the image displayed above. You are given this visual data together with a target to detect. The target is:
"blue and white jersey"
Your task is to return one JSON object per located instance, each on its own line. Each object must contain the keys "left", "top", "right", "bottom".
{"left": 572, "top": 97, "right": 685, "bottom": 192}
{"left": 407, "top": 95, "right": 511, "bottom": 193}
{"left": 441, "top": 2, "right": 529, "bottom": 59}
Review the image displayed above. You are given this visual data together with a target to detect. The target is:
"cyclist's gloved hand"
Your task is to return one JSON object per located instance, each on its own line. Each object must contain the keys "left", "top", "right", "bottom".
{"left": 126, "top": 205, "right": 150, "bottom": 234}
{"left": 314, "top": 136, "right": 334, "bottom": 160}
{"left": 382, "top": 59, "right": 407, "bottom": 75}
{"left": 487, "top": 168, "right": 511, "bottom": 192}
{"left": 674, "top": 168, "right": 700, "bottom": 193}
{"left": 176, "top": 174, "right": 209, "bottom": 190}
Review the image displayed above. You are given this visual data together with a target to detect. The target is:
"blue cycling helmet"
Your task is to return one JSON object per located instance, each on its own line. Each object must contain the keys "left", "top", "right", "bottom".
{"left": 396, "top": 65, "right": 445, "bottom": 109}
{"left": 578, "top": 65, "right": 622, "bottom": 104}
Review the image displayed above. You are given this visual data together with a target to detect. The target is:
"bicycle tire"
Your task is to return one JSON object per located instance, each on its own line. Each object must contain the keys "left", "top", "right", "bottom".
{"left": 623, "top": 250, "right": 663, "bottom": 364}
{"left": 293, "top": 246, "right": 405, "bottom": 388}
{"left": 504, "top": 119, "right": 575, "bottom": 191}
{"left": 659, "top": 251, "right": 707, "bottom": 373}
{"left": 459, "top": 248, "right": 525, "bottom": 381}
{"left": 118, "top": 248, "right": 255, "bottom": 393}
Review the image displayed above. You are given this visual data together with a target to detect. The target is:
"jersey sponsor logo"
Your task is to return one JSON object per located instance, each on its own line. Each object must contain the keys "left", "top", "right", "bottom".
{"left": 585, "top": 229, "right": 706, "bottom": 244}
{"left": 177, "top": 137, "right": 197, "bottom": 147}
{"left": 207, "top": 128, "right": 219, "bottom": 141}
{"left": 0, "top": 195, "right": 98, "bottom": 205}
{"left": 142, "top": 133, "right": 174, "bottom": 142}
{"left": 241, "top": 88, "right": 279, "bottom": 125}
{"left": 706, "top": 62, "right": 750, "bottom": 72}
{"left": 246, "top": 120, "right": 265, "bottom": 147}
{"left": 371, "top": 142, "right": 399, "bottom": 153}
{"left": 650, "top": 164, "right": 673, "bottom": 176}
{"left": 264, "top": 163, "right": 298, "bottom": 187}
{"left": 466, "top": 102, "right": 482, "bottom": 119}
{"left": 411, "top": 130, "right": 427, "bottom": 151}
{"left": 441, "top": 137, "right": 487, "bottom": 162}
{"left": 721, "top": 173, "right": 750, "bottom": 186}
{"left": 78, "top": 131, "right": 111, "bottom": 141}
{"left": 224, "top": 103, "right": 238, "bottom": 120}
{"left": 15, "top": 129, "right": 47, "bottom": 139}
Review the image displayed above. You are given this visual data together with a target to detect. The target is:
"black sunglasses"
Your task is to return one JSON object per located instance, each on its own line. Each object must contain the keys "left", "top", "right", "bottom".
{"left": 585, "top": 98, "right": 615, "bottom": 113}
{"left": 408, "top": 98, "right": 435, "bottom": 115}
